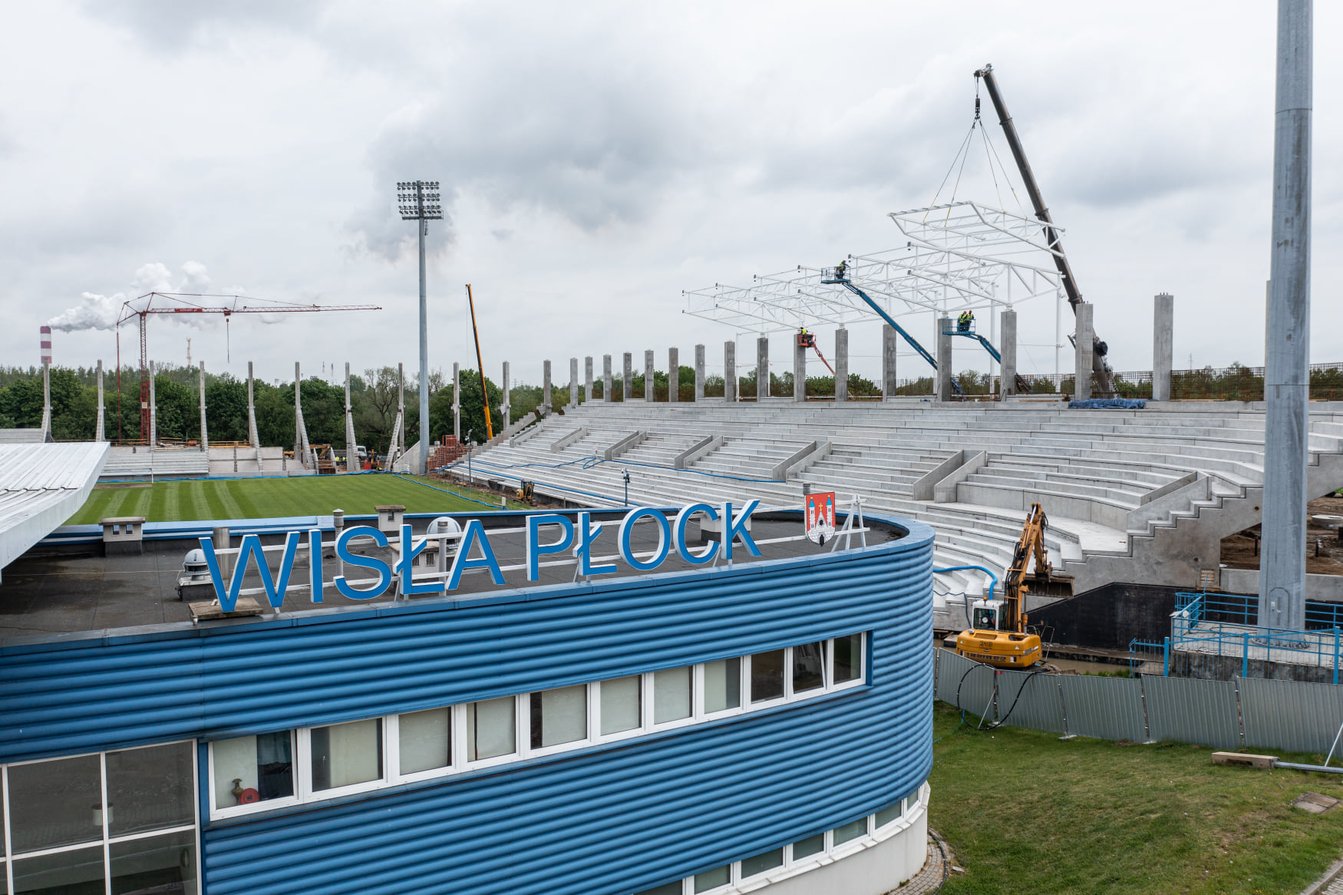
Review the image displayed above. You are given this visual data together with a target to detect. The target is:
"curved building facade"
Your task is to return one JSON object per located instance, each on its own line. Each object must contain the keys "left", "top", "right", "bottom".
{"left": 0, "top": 506, "right": 934, "bottom": 894}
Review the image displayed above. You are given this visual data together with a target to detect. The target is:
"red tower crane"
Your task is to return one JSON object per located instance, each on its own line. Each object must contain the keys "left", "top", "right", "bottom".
{"left": 114, "top": 292, "right": 381, "bottom": 444}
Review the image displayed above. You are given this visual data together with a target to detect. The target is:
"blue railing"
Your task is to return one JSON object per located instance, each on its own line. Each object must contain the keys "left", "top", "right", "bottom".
{"left": 1127, "top": 637, "right": 1170, "bottom": 677}
{"left": 1172, "top": 591, "right": 1343, "bottom": 683}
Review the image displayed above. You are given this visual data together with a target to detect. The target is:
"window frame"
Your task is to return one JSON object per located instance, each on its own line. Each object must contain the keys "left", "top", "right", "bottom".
{"left": 2, "top": 740, "right": 201, "bottom": 895}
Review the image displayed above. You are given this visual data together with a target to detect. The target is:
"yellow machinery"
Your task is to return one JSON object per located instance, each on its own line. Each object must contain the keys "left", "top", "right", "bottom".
{"left": 955, "top": 503, "right": 1054, "bottom": 668}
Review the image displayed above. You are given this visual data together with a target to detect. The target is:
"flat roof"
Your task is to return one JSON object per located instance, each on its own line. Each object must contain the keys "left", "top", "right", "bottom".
{"left": 0, "top": 510, "right": 909, "bottom": 646}
{"left": 0, "top": 442, "right": 107, "bottom": 576}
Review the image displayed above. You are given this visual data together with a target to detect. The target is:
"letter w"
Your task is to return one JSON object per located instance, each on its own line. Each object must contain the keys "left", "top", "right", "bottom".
{"left": 200, "top": 532, "right": 302, "bottom": 612}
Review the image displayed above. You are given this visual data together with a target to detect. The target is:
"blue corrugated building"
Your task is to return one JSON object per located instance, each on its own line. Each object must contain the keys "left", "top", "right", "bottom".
{"left": 0, "top": 503, "right": 934, "bottom": 895}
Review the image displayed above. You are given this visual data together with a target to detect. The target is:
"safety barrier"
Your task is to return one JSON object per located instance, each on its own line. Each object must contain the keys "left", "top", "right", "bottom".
{"left": 934, "top": 648, "right": 1343, "bottom": 755}
{"left": 1172, "top": 592, "right": 1343, "bottom": 683}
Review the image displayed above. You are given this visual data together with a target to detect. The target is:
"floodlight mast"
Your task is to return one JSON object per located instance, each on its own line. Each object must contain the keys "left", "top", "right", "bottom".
{"left": 397, "top": 180, "right": 443, "bottom": 474}
{"left": 974, "top": 64, "right": 1117, "bottom": 395}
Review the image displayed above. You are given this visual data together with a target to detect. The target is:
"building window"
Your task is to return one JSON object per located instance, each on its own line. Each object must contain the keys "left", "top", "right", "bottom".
{"left": 832, "top": 817, "right": 869, "bottom": 845}
{"left": 530, "top": 685, "right": 587, "bottom": 750}
{"left": 636, "top": 784, "right": 927, "bottom": 895}
{"left": 693, "top": 865, "right": 730, "bottom": 892}
{"left": 790, "top": 642, "right": 826, "bottom": 694}
{"left": 205, "top": 634, "right": 869, "bottom": 819}
{"left": 653, "top": 667, "right": 692, "bottom": 725}
{"left": 832, "top": 633, "right": 863, "bottom": 684}
{"left": 741, "top": 846, "right": 784, "bottom": 877}
{"left": 399, "top": 708, "right": 452, "bottom": 776}
{"left": 3, "top": 741, "right": 199, "bottom": 895}
{"left": 749, "top": 649, "right": 786, "bottom": 703}
{"left": 311, "top": 718, "right": 383, "bottom": 793}
{"left": 702, "top": 658, "right": 741, "bottom": 714}
{"left": 211, "top": 732, "right": 294, "bottom": 811}
{"left": 467, "top": 696, "right": 517, "bottom": 762}
{"left": 600, "top": 675, "right": 642, "bottom": 735}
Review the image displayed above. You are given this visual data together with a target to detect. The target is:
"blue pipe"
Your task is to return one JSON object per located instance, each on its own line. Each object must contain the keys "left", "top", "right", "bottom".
{"left": 932, "top": 564, "right": 999, "bottom": 600}
{"left": 837, "top": 280, "right": 963, "bottom": 396}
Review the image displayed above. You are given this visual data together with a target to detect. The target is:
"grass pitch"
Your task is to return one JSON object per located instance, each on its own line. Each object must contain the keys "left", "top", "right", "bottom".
{"left": 930, "top": 703, "right": 1343, "bottom": 894}
{"left": 66, "top": 475, "right": 515, "bottom": 524}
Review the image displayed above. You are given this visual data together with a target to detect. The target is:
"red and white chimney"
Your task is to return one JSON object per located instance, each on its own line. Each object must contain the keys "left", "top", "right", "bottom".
{"left": 39, "top": 325, "right": 52, "bottom": 366}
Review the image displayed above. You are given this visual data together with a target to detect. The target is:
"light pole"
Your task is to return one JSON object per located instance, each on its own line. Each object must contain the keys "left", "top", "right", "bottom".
{"left": 397, "top": 180, "right": 443, "bottom": 475}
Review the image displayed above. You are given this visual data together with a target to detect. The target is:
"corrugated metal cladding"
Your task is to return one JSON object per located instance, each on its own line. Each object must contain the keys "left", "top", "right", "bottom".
{"left": 1242, "top": 677, "right": 1343, "bottom": 754}
{"left": 1144, "top": 675, "right": 1241, "bottom": 750}
{"left": 0, "top": 516, "right": 935, "bottom": 895}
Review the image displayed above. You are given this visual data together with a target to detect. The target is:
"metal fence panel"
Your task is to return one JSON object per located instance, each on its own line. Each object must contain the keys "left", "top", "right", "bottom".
{"left": 1057, "top": 675, "right": 1147, "bottom": 742}
{"left": 1143, "top": 676, "right": 1241, "bottom": 749}
{"left": 1241, "top": 677, "right": 1343, "bottom": 755}
{"left": 995, "top": 669, "right": 1064, "bottom": 734}
{"left": 935, "top": 650, "right": 995, "bottom": 715}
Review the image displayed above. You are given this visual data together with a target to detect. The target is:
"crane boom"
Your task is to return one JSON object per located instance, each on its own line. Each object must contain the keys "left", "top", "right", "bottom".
{"left": 114, "top": 292, "right": 380, "bottom": 444}
{"left": 974, "top": 64, "right": 1118, "bottom": 396}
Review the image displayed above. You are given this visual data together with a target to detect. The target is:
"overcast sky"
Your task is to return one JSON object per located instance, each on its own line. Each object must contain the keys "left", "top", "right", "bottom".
{"left": 0, "top": 1, "right": 1337, "bottom": 387}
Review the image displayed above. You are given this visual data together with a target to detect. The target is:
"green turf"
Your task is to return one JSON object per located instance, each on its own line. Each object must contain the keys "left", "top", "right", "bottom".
{"left": 930, "top": 702, "right": 1343, "bottom": 894}
{"left": 66, "top": 475, "right": 518, "bottom": 524}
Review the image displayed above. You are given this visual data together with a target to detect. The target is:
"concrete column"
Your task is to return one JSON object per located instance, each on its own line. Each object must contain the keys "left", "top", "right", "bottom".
{"left": 569, "top": 357, "right": 579, "bottom": 408}
{"left": 502, "top": 361, "right": 512, "bottom": 431}
{"left": 1152, "top": 293, "right": 1174, "bottom": 401}
{"left": 246, "top": 361, "right": 259, "bottom": 450}
{"left": 584, "top": 356, "right": 594, "bottom": 404}
{"left": 835, "top": 328, "right": 849, "bottom": 402}
{"left": 694, "top": 344, "right": 705, "bottom": 401}
{"left": 724, "top": 340, "right": 737, "bottom": 402}
{"left": 622, "top": 352, "right": 633, "bottom": 400}
{"left": 882, "top": 324, "right": 898, "bottom": 401}
{"left": 345, "top": 362, "right": 358, "bottom": 470}
{"left": 603, "top": 354, "right": 613, "bottom": 402}
{"left": 542, "top": 359, "right": 552, "bottom": 409}
{"left": 1261, "top": 0, "right": 1312, "bottom": 630}
{"left": 1074, "top": 302, "right": 1094, "bottom": 401}
{"left": 668, "top": 347, "right": 679, "bottom": 403}
{"left": 198, "top": 361, "right": 208, "bottom": 452}
{"left": 148, "top": 361, "right": 157, "bottom": 446}
{"left": 793, "top": 336, "right": 806, "bottom": 402}
{"left": 451, "top": 363, "right": 460, "bottom": 442}
{"left": 1000, "top": 309, "right": 1018, "bottom": 398}
{"left": 294, "top": 362, "right": 310, "bottom": 465}
{"left": 756, "top": 335, "right": 769, "bottom": 400}
{"left": 644, "top": 350, "right": 655, "bottom": 402}
{"left": 935, "top": 318, "right": 952, "bottom": 402}
{"left": 95, "top": 360, "right": 105, "bottom": 442}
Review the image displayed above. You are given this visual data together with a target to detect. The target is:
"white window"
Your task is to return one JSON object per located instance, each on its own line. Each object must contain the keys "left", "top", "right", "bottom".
{"left": 467, "top": 696, "right": 517, "bottom": 762}
{"left": 832, "top": 817, "right": 869, "bottom": 845}
{"left": 791, "top": 642, "right": 826, "bottom": 693}
{"left": 600, "top": 675, "right": 642, "bottom": 735}
{"left": 529, "top": 685, "right": 588, "bottom": 750}
{"left": 791, "top": 831, "right": 826, "bottom": 860}
{"left": 832, "top": 633, "right": 864, "bottom": 685}
{"left": 399, "top": 708, "right": 453, "bottom": 776}
{"left": 653, "top": 667, "right": 692, "bottom": 725}
{"left": 310, "top": 718, "right": 383, "bottom": 793}
{"left": 749, "top": 649, "right": 786, "bottom": 703}
{"left": 702, "top": 657, "right": 741, "bottom": 714}
{"left": 211, "top": 731, "right": 295, "bottom": 811}
{"left": 693, "top": 865, "right": 731, "bottom": 892}
{"left": 741, "top": 846, "right": 784, "bottom": 877}
{"left": 875, "top": 800, "right": 903, "bottom": 828}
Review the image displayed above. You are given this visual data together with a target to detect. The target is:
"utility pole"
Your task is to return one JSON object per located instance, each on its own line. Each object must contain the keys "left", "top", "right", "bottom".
{"left": 397, "top": 180, "right": 443, "bottom": 475}
{"left": 1260, "top": 0, "right": 1312, "bottom": 631}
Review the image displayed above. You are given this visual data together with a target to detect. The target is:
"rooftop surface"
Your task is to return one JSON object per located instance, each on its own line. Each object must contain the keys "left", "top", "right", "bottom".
{"left": 0, "top": 441, "right": 107, "bottom": 572}
{"left": 0, "top": 511, "right": 909, "bottom": 646}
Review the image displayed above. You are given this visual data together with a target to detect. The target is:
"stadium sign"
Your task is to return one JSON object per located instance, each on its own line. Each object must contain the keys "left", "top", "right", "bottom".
{"left": 198, "top": 501, "right": 761, "bottom": 613}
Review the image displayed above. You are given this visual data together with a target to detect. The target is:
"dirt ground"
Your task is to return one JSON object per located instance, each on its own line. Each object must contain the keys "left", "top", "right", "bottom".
{"left": 1220, "top": 495, "right": 1343, "bottom": 574}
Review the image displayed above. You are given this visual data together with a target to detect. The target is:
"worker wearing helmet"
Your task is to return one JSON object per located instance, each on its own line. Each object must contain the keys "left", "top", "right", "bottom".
{"left": 835, "top": 260, "right": 847, "bottom": 278}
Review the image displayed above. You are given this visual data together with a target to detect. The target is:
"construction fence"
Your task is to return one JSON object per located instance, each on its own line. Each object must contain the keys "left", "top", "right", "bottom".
{"left": 934, "top": 648, "right": 1343, "bottom": 756}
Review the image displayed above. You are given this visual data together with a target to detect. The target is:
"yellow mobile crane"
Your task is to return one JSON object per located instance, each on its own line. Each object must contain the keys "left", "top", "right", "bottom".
{"left": 955, "top": 503, "right": 1055, "bottom": 668}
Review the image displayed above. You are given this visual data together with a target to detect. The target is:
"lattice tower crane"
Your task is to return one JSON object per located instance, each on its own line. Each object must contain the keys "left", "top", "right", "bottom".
{"left": 115, "top": 292, "right": 380, "bottom": 444}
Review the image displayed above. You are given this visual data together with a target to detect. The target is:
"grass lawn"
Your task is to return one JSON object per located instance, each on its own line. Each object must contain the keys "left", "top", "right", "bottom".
{"left": 65, "top": 475, "right": 519, "bottom": 524}
{"left": 930, "top": 703, "right": 1343, "bottom": 894}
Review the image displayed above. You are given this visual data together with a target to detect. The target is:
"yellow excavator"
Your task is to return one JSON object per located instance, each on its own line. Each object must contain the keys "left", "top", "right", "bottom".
{"left": 954, "top": 503, "right": 1056, "bottom": 668}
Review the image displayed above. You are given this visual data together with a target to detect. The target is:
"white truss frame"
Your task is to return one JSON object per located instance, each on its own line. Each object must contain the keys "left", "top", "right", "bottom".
{"left": 683, "top": 201, "right": 1067, "bottom": 336}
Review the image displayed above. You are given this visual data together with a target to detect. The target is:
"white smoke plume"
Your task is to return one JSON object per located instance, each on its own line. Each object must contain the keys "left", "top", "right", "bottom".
{"left": 48, "top": 261, "right": 213, "bottom": 332}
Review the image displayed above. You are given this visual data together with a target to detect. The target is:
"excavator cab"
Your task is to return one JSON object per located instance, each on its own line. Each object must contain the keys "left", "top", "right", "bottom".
{"left": 515, "top": 480, "right": 536, "bottom": 504}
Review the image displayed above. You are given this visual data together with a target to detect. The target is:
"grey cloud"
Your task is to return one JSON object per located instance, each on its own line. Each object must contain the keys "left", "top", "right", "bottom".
{"left": 80, "top": 0, "right": 329, "bottom": 49}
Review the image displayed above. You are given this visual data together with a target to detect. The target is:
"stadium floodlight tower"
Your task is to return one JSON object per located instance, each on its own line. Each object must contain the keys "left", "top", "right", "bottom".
{"left": 397, "top": 180, "right": 443, "bottom": 474}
